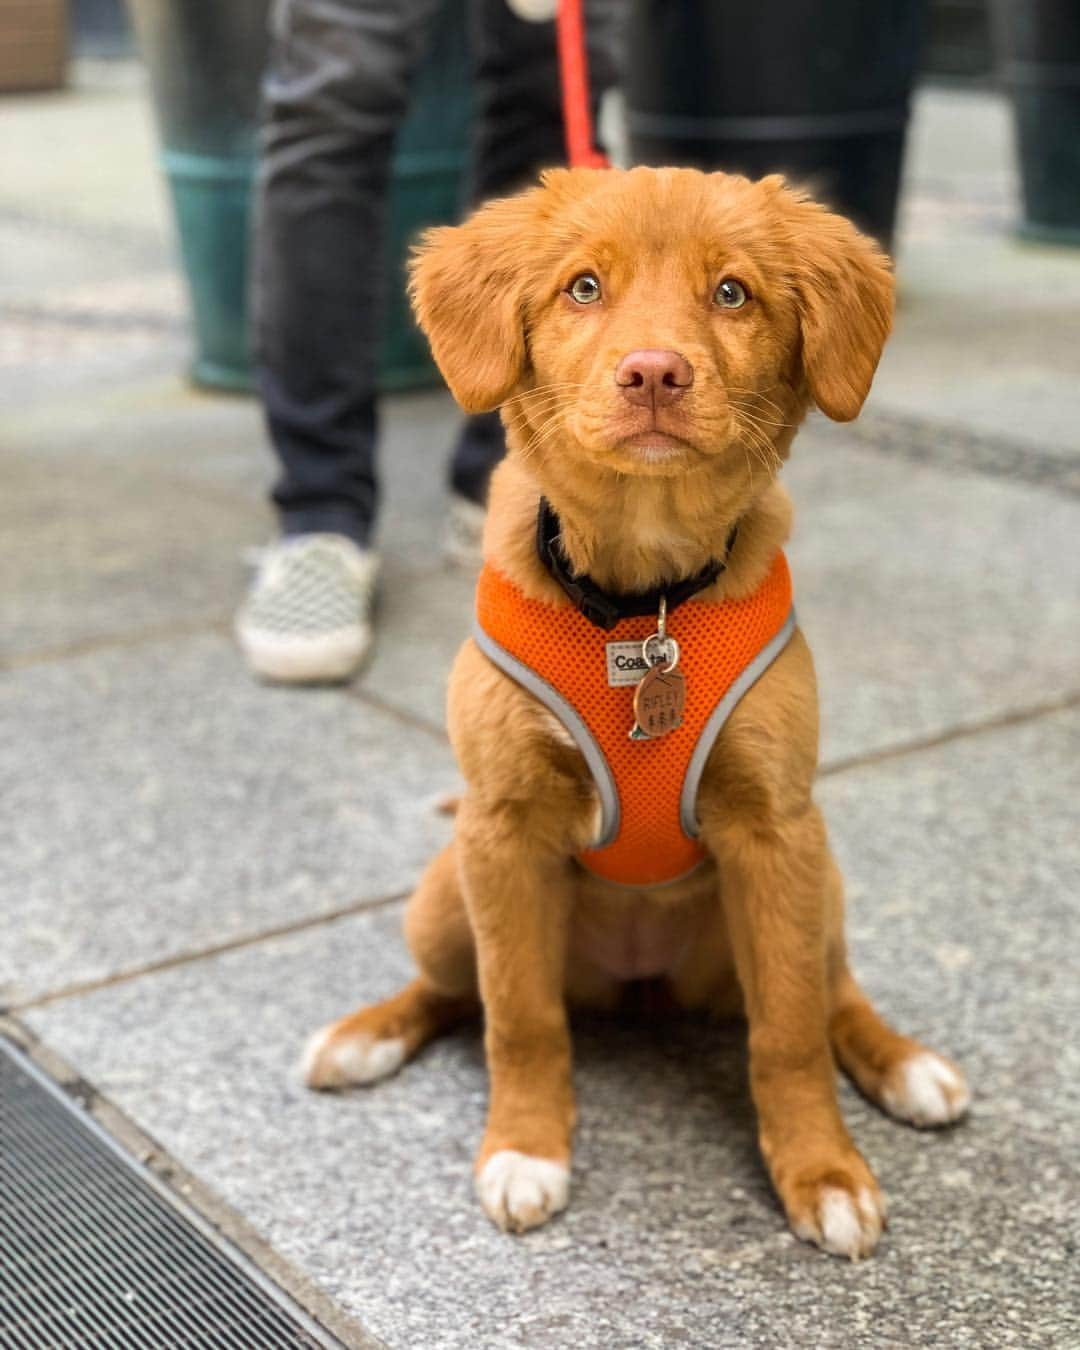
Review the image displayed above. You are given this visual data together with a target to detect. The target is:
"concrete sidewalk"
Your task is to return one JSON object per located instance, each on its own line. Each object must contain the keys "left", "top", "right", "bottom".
{"left": 2, "top": 62, "right": 1079, "bottom": 1349}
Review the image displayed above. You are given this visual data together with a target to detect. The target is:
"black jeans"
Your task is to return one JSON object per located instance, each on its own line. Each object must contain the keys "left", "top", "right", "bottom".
{"left": 255, "top": 0, "right": 620, "bottom": 546}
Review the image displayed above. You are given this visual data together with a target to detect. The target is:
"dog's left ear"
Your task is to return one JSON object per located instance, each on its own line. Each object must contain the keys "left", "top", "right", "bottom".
{"left": 409, "top": 190, "right": 541, "bottom": 414}
{"left": 768, "top": 178, "right": 895, "bottom": 422}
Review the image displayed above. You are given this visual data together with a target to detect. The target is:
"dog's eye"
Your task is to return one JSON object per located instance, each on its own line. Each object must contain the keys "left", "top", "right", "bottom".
{"left": 714, "top": 278, "right": 749, "bottom": 309}
{"left": 568, "top": 273, "right": 602, "bottom": 305}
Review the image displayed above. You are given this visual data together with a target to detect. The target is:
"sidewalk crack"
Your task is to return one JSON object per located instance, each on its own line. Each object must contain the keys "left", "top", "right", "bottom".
{"left": 10, "top": 888, "right": 409, "bottom": 1013}
{"left": 819, "top": 689, "right": 1080, "bottom": 778}
{"left": 1, "top": 616, "right": 231, "bottom": 672}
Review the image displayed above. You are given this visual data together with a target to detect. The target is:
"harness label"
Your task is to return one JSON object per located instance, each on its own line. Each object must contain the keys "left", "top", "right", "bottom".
{"left": 605, "top": 640, "right": 649, "bottom": 687}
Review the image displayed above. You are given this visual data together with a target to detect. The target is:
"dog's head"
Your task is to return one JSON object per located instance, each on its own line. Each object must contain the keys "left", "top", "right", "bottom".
{"left": 410, "top": 167, "right": 893, "bottom": 482}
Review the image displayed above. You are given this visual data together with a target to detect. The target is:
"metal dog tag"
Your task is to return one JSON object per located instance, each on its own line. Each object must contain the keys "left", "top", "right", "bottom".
{"left": 628, "top": 595, "right": 686, "bottom": 741}
{"left": 630, "top": 663, "right": 686, "bottom": 740}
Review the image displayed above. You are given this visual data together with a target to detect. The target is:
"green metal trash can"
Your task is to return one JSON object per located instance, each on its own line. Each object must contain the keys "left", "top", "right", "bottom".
{"left": 128, "top": 0, "right": 470, "bottom": 392}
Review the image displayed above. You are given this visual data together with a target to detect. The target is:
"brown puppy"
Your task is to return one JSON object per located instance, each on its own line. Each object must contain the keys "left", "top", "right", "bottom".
{"left": 303, "top": 167, "right": 970, "bottom": 1259}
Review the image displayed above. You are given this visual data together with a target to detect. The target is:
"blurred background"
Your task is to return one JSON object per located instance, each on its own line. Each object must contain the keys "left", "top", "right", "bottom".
{"left": 2, "top": 3, "right": 1079, "bottom": 1348}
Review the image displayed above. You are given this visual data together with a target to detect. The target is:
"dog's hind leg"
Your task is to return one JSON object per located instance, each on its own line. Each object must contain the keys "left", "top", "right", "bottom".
{"left": 303, "top": 843, "right": 479, "bottom": 1090}
{"left": 828, "top": 969, "right": 970, "bottom": 1128}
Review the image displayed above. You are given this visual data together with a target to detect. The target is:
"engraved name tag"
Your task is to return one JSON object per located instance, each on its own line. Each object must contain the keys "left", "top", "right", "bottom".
{"left": 606, "top": 640, "right": 650, "bottom": 687}
{"left": 632, "top": 665, "right": 686, "bottom": 739}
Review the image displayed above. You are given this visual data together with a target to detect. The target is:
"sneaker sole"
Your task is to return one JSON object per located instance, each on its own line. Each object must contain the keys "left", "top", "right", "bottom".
{"left": 235, "top": 622, "right": 373, "bottom": 685}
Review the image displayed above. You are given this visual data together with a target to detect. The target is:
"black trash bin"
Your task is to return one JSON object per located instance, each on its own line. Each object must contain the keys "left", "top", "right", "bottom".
{"left": 625, "top": 0, "right": 927, "bottom": 250}
{"left": 991, "top": 0, "right": 1080, "bottom": 246}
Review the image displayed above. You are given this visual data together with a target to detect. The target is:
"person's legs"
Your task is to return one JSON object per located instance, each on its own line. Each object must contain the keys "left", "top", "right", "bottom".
{"left": 255, "top": 0, "right": 443, "bottom": 547}
{"left": 448, "top": 0, "right": 623, "bottom": 526}
{"left": 238, "top": 0, "right": 440, "bottom": 682}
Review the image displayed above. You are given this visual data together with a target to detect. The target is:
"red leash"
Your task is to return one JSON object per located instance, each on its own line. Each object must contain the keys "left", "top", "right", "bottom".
{"left": 556, "top": 0, "right": 610, "bottom": 169}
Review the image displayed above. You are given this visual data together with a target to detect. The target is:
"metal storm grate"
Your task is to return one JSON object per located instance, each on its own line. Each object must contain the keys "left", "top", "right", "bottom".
{"left": 0, "top": 1038, "right": 339, "bottom": 1348}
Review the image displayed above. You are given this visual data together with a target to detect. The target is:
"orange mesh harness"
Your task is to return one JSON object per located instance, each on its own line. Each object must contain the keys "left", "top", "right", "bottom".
{"left": 474, "top": 549, "right": 795, "bottom": 887}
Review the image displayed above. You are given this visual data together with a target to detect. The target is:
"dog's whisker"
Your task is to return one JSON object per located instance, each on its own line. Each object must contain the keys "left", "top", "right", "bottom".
{"left": 499, "top": 383, "right": 585, "bottom": 411}
{"left": 503, "top": 392, "right": 579, "bottom": 408}
{"left": 521, "top": 422, "right": 568, "bottom": 461}
{"left": 505, "top": 406, "right": 575, "bottom": 444}
{"left": 729, "top": 400, "right": 796, "bottom": 431}
{"left": 731, "top": 401, "right": 788, "bottom": 444}
{"left": 740, "top": 441, "right": 755, "bottom": 488}
{"left": 515, "top": 410, "right": 572, "bottom": 448}
{"left": 742, "top": 422, "right": 782, "bottom": 469}
{"left": 728, "top": 391, "right": 786, "bottom": 414}
{"left": 726, "top": 388, "right": 789, "bottom": 420}
{"left": 504, "top": 380, "right": 584, "bottom": 393}
{"left": 726, "top": 381, "right": 785, "bottom": 405}
{"left": 505, "top": 391, "right": 581, "bottom": 419}
{"left": 528, "top": 414, "right": 570, "bottom": 448}
{"left": 732, "top": 412, "right": 782, "bottom": 479}
{"left": 732, "top": 416, "right": 794, "bottom": 436}
{"left": 751, "top": 444, "right": 782, "bottom": 478}
{"left": 517, "top": 409, "right": 569, "bottom": 462}
{"left": 512, "top": 395, "right": 576, "bottom": 417}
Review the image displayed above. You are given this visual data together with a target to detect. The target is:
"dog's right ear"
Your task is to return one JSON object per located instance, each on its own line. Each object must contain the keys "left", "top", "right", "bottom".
{"left": 409, "top": 190, "right": 541, "bottom": 414}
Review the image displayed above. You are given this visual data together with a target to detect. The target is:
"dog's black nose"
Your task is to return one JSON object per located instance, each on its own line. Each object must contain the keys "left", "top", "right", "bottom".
{"left": 615, "top": 349, "right": 694, "bottom": 409}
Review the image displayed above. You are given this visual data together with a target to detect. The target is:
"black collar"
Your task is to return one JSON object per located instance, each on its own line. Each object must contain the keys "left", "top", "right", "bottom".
{"left": 535, "top": 498, "right": 738, "bottom": 631}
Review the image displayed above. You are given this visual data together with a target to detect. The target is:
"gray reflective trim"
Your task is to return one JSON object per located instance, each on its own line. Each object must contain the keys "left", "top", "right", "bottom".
{"left": 472, "top": 622, "right": 620, "bottom": 848}
{"left": 679, "top": 609, "right": 798, "bottom": 838}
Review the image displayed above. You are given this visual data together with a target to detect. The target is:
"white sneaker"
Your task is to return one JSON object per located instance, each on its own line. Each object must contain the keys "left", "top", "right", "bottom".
{"left": 445, "top": 491, "right": 487, "bottom": 569}
{"left": 235, "top": 534, "right": 379, "bottom": 684}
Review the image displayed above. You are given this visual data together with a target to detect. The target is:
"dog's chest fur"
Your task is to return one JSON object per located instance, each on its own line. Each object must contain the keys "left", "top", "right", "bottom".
{"left": 570, "top": 885, "right": 706, "bottom": 980}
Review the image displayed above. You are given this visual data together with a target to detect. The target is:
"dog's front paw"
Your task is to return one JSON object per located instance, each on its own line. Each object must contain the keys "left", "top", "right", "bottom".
{"left": 881, "top": 1050, "right": 970, "bottom": 1128}
{"left": 476, "top": 1150, "right": 570, "bottom": 1233}
{"left": 783, "top": 1158, "right": 887, "bottom": 1260}
{"left": 301, "top": 1023, "right": 406, "bottom": 1090}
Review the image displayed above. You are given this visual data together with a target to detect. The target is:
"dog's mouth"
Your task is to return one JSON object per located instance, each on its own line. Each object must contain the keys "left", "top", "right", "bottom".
{"left": 567, "top": 402, "right": 711, "bottom": 475}
{"left": 617, "top": 430, "right": 693, "bottom": 464}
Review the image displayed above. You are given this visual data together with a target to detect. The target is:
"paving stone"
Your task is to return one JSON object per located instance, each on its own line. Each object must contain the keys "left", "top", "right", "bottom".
{"left": 1, "top": 634, "right": 456, "bottom": 1005}
{"left": 872, "top": 230, "right": 1080, "bottom": 459}
{"left": 0, "top": 217, "right": 172, "bottom": 308}
{"left": 25, "top": 708, "right": 1080, "bottom": 1350}
{"left": 0, "top": 409, "right": 267, "bottom": 661}
{"left": 0, "top": 64, "right": 170, "bottom": 239}
{"left": 883, "top": 90, "right": 1080, "bottom": 459}
{"left": 784, "top": 422, "right": 1080, "bottom": 762}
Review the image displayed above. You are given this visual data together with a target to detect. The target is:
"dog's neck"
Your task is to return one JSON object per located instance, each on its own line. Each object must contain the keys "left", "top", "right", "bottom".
{"left": 485, "top": 452, "right": 794, "bottom": 606}
{"left": 541, "top": 468, "right": 748, "bottom": 593}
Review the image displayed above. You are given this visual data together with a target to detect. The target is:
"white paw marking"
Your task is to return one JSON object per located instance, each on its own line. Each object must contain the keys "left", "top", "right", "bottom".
{"left": 794, "top": 1185, "right": 886, "bottom": 1260}
{"left": 476, "top": 1150, "right": 570, "bottom": 1233}
{"left": 301, "top": 1025, "right": 405, "bottom": 1090}
{"left": 883, "top": 1051, "right": 971, "bottom": 1127}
